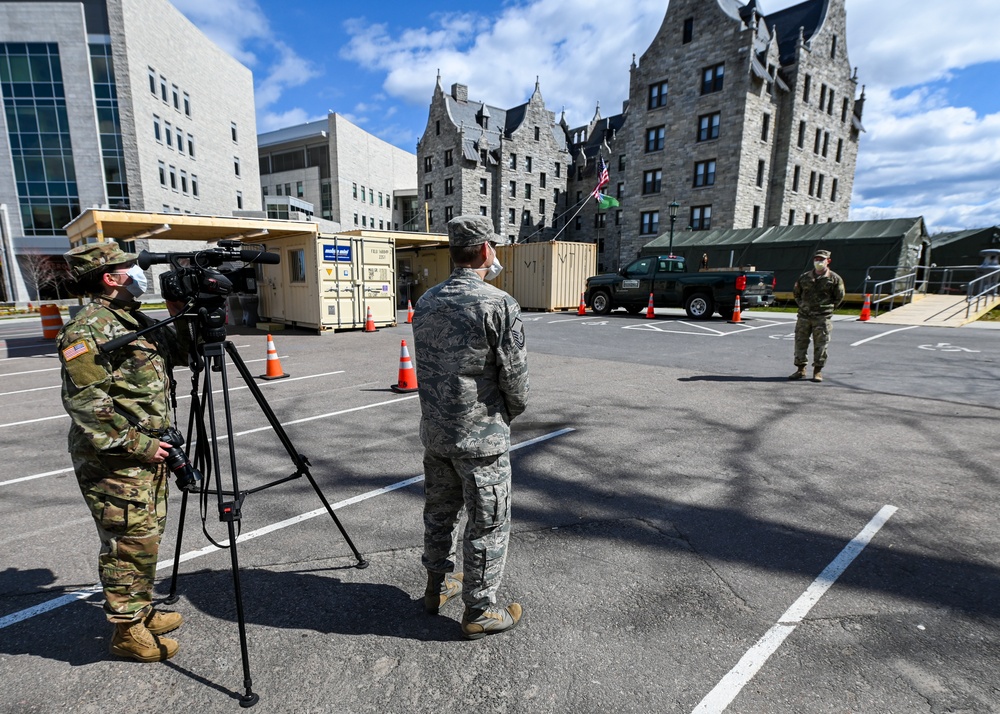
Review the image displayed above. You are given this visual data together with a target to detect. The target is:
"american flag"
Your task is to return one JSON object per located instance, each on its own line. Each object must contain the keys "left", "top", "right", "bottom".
{"left": 591, "top": 157, "right": 610, "bottom": 199}
{"left": 62, "top": 341, "right": 89, "bottom": 361}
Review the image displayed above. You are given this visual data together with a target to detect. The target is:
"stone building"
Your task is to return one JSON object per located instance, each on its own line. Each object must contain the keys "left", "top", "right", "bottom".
{"left": 257, "top": 113, "right": 417, "bottom": 233}
{"left": 416, "top": 76, "right": 571, "bottom": 243}
{"left": 566, "top": 0, "right": 863, "bottom": 268}
{"left": 0, "top": 0, "right": 259, "bottom": 301}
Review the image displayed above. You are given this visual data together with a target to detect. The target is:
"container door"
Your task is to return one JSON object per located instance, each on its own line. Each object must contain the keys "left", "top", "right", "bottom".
{"left": 319, "top": 239, "right": 357, "bottom": 328}
{"left": 356, "top": 237, "right": 396, "bottom": 327}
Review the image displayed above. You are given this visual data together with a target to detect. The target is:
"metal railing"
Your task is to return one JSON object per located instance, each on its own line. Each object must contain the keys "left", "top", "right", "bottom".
{"left": 863, "top": 264, "right": 1000, "bottom": 319}
{"left": 863, "top": 267, "right": 916, "bottom": 317}
{"left": 966, "top": 268, "right": 1000, "bottom": 318}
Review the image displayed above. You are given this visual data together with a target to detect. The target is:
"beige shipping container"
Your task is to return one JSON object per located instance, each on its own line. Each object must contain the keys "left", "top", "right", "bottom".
{"left": 258, "top": 233, "right": 396, "bottom": 332}
{"left": 492, "top": 241, "right": 598, "bottom": 310}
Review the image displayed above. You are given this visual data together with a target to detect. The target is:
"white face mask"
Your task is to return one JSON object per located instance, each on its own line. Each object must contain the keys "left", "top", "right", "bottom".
{"left": 485, "top": 244, "right": 503, "bottom": 280}
{"left": 124, "top": 265, "right": 148, "bottom": 297}
{"left": 814, "top": 261, "right": 827, "bottom": 272}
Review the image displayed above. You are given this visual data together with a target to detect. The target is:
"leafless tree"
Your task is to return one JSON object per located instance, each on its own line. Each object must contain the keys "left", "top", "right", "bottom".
{"left": 20, "top": 250, "right": 68, "bottom": 301}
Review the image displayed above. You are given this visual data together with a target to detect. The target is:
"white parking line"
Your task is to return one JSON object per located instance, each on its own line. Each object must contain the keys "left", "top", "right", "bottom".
{"left": 547, "top": 316, "right": 605, "bottom": 324}
{"left": 691, "top": 505, "right": 898, "bottom": 714}
{"left": 850, "top": 325, "right": 919, "bottom": 347}
{"left": 0, "top": 428, "right": 575, "bottom": 629}
{"left": 0, "top": 366, "right": 61, "bottom": 377}
{"left": 0, "top": 384, "right": 59, "bottom": 397}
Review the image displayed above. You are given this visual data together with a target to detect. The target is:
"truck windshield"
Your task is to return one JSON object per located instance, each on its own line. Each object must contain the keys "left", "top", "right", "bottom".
{"left": 624, "top": 258, "right": 653, "bottom": 278}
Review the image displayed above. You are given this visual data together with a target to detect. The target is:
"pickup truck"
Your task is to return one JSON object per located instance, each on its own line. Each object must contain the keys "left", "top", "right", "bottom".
{"left": 584, "top": 255, "right": 776, "bottom": 319}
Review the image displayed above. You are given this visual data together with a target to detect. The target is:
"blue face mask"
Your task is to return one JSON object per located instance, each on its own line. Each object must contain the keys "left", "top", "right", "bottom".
{"left": 124, "top": 265, "right": 148, "bottom": 297}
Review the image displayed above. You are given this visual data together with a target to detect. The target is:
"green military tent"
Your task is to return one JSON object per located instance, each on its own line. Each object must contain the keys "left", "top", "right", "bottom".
{"left": 928, "top": 226, "right": 1000, "bottom": 267}
{"left": 640, "top": 218, "right": 930, "bottom": 293}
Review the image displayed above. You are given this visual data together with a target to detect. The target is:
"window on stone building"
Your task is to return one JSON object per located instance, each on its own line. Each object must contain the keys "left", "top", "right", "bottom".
{"left": 814, "top": 128, "right": 822, "bottom": 154}
{"left": 619, "top": 155, "right": 626, "bottom": 171}
{"left": 617, "top": 182, "right": 624, "bottom": 199}
{"left": 539, "top": 198, "right": 545, "bottom": 214}
{"left": 435, "top": 120, "right": 440, "bottom": 135}
{"left": 480, "top": 206, "right": 488, "bottom": 216}
{"left": 160, "top": 75, "right": 167, "bottom": 102}
{"left": 509, "top": 208, "right": 516, "bottom": 224}
{"left": 788, "top": 209, "right": 795, "bottom": 225}
{"left": 595, "top": 212, "right": 606, "bottom": 228}
{"left": 831, "top": 178, "right": 838, "bottom": 202}
{"left": 169, "top": 165, "right": 177, "bottom": 190}
{"left": 378, "top": 191, "right": 383, "bottom": 206}
{"left": 540, "top": 172, "right": 546, "bottom": 188}
{"left": 648, "top": 80, "right": 668, "bottom": 109}
{"left": 534, "top": 126, "right": 540, "bottom": 140}
{"left": 615, "top": 210, "right": 622, "bottom": 226}
{"left": 805, "top": 212, "right": 811, "bottom": 224}
{"left": 575, "top": 216, "right": 582, "bottom": 230}
{"left": 798, "top": 121, "right": 806, "bottom": 148}
{"left": 701, "top": 64, "right": 724, "bottom": 94}
{"left": 809, "top": 171, "right": 816, "bottom": 196}
{"left": 427, "top": 210, "right": 433, "bottom": 226}
{"left": 424, "top": 183, "right": 433, "bottom": 199}
{"left": 817, "top": 174, "right": 825, "bottom": 199}
{"left": 509, "top": 153, "right": 517, "bottom": 169}
{"left": 793, "top": 165, "right": 801, "bottom": 192}
{"left": 752, "top": 205, "right": 761, "bottom": 228}
{"left": 697, "top": 113, "right": 720, "bottom": 142}
{"left": 480, "top": 178, "right": 488, "bottom": 195}
{"left": 509, "top": 181, "right": 517, "bottom": 198}
{"left": 761, "top": 113, "right": 770, "bottom": 142}
{"left": 230, "top": 122, "right": 237, "bottom": 143}
{"left": 819, "top": 84, "right": 827, "bottom": 108}
{"left": 827, "top": 89, "right": 835, "bottom": 115}
{"left": 369, "top": 188, "right": 374, "bottom": 203}
{"left": 525, "top": 184, "right": 532, "bottom": 199}
{"left": 234, "top": 157, "right": 241, "bottom": 177}
{"left": 177, "top": 131, "right": 185, "bottom": 155}
{"left": 165, "top": 122, "right": 173, "bottom": 148}
{"left": 236, "top": 191, "right": 243, "bottom": 209}
{"left": 172, "top": 85, "right": 179, "bottom": 110}
{"left": 354, "top": 213, "right": 358, "bottom": 225}
{"left": 842, "top": 98, "right": 850, "bottom": 123}
{"left": 424, "top": 156, "right": 432, "bottom": 172}
{"left": 836, "top": 138, "right": 844, "bottom": 163}
{"left": 191, "top": 175, "right": 199, "bottom": 198}
{"left": 158, "top": 161, "right": 166, "bottom": 186}
{"left": 444, "top": 149, "right": 453, "bottom": 167}
{"left": 276, "top": 184, "right": 283, "bottom": 196}
{"left": 148, "top": 68, "right": 156, "bottom": 95}
{"left": 831, "top": 35, "right": 837, "bottom": 58}
{"left": 522, "top": 210, "right": 532, "bottom": 225}
{"left": 690, "top": 206, "right": 712, "bottom": 230}
{"left": 183, "top": 93, "right": 191, "bottom": 117}
{"left": 683, "top": 17, "right": 694, "bottom": 44}
{"left": 352, "top": 183, "right": 357, "bottom": 199}
{"left": 641, "top": 211, "right": 660, "bottom": 234}
{"left": 803, "top": 74, "right": 811, "bottom": 103}
{"left": 643, "top": 169, "right": 662, "bottom": 194}
{"left": 444, "top": 178, "right": 453, "bottom": 196}
{"left": 187, "top": 134, "right": 195, "bottom": 157}
{"left": 693, "top": 160, "right": 716, "bottom": 187}
{"left": 445, "top": 206, "right": 453, "bottom": 222}
{"left": 822, "top": 132, "right": 830, "bottom": 157}
{"left": 756, "top": 160, "right": 765, "bottom": 188}
{"left": 554, "top": 162, "right": 561, "bottom": 177}
{"left": 647, "top": 125, "right": 666, "bottom": 152}
{"left": 153, "top": 115, "right": 162, "bottom": 142}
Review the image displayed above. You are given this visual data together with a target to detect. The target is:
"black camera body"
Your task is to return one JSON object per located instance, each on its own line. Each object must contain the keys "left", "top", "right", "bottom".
{"left": 159, "top": 426, "right": 202, "bottom": 491}
{"left": 138, "top": 241, "right": 278, "bottom": 303}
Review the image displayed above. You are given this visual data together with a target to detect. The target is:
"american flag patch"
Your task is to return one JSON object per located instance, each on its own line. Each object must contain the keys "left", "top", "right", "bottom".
{"left": 62, "top": 341, "right": 89, "bottom": 361}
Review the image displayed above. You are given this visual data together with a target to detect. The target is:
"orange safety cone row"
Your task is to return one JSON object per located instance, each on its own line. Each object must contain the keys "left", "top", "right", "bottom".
{"left": 645, "top": 292, "right": 655, "bottom": 319}
{"left": 40, "top": 304, "right": 64, "bottom": 339}
{"left": 577, "top": 292, "right": 586, "bottom": 316}
{"left": 259, "top": 334, "right": 289, "bottom": 380}
{"left": 406, "top": 300, "right": 414, "bottom": 324}
{"left": 858, "top": 293, "right": 872, "bottom": 321}
{"left": 728, "top": 295, "right": 743, "bottom": 324}
{"left": 364, "top": 305, "right": 377, "bottom": 332}
{"left": 390, "top": 339, "right": 419, "bottom": 393}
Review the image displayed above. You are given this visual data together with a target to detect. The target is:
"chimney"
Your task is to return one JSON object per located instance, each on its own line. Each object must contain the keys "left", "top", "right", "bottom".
{"left": 451, "top": 83, "right": 468, "bottom": 102}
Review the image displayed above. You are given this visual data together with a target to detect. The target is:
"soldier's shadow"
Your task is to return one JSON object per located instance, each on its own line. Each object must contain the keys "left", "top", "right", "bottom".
{"left": 172, "top": 566, "right": 457, "bottom": 643}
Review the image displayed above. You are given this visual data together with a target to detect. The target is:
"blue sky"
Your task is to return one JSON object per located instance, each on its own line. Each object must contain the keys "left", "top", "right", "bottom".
{"left": 171, "top": 0, "right": 1000, "bottom": 234}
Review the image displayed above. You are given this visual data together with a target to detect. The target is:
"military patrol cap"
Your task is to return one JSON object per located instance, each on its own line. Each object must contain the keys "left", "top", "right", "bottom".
{"left": 65, "top": 241, "right": 137, "bottom": 279}
{"left": 447, "top": 215, "right": 510, "bottom": 248}
{"left": 814, "top": 249, "right": 831, "bottom": 260}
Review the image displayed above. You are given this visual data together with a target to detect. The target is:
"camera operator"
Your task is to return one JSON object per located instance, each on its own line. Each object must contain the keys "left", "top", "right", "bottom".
{"left": 57, "top": 242, "right": 191, "bottom": 662}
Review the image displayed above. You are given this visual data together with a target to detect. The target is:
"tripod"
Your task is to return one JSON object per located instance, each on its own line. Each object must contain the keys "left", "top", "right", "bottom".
{"left": 162, "top": 306, "right": 368, "bottom": 708}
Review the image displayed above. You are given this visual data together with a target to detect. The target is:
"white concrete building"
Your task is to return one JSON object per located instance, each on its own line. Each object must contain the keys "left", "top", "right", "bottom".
{"left": 0, "top": 0, "right": 259, "bottom": 301}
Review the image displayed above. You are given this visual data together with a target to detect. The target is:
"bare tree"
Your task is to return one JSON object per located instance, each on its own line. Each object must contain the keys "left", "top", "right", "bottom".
{"left": 20, "top": 250, "right": 68, "bottom": 301}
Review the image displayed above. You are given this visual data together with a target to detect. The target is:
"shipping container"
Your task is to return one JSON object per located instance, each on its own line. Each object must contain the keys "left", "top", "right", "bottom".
{"left": 493, "top": 241, "right": 598, "bottom": 311}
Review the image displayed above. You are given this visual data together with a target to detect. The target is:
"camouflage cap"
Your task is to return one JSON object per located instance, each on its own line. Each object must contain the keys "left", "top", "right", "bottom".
{"left": 814, "top": 249, "right": 831, "bottom": 260}
{"left": 65, "top": 241, "right": 137, "bottom": 279}
{"left": 447, "top": 215, "right": 510, "bottom": 247}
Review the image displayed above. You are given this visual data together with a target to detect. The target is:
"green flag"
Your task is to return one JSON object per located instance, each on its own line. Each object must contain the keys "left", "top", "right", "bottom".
{"left": 597, "top": 194, "right": 620, "bottom": 210}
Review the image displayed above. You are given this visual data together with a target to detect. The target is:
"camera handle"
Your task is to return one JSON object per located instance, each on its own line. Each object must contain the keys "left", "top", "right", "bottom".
{"left": 98, "top": 300, "right": 196, "bottom": 354}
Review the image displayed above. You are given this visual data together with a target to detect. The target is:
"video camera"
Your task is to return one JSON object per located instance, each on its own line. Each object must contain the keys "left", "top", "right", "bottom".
{"left": 138, "top": 241, "right": 279, "bottom": 303}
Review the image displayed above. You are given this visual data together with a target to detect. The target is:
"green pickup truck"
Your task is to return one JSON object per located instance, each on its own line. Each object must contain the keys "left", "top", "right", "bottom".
{"left": 584, "top": 255, "right": 776, "bottom": 319}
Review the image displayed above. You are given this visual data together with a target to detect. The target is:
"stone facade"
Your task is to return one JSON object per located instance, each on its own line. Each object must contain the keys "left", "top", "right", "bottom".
{"left": 416, "top": 77, "right": 571, "bottom": 242}
{"left": 564, "top": 0, "right": 862, "bottom": 269}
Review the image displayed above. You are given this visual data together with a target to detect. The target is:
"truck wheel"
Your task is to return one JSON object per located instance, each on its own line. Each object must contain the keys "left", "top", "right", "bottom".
{"left": 684, "top": 292, "right": 714, "bottom": 319}
{"left": 592, "top": 291, "right": 612, "bottom": 315}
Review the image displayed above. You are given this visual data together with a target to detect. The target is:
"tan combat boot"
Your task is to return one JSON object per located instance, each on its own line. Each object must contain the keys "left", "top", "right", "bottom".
{"left": 109, "top": 621, "right": 179, "bottom": 662}
{"left": 788, "top": 366, "right": 806, "bottom": 380}
{"left": 812, "top": 368, "right": 823, "bottom": 383}
{"left": 144, "top": 609, "right": 183, "bottom": 636}
{"left": 461, "top": 603, "right": 523, "bottom": 640}
{"left": 424, "top": 572, "right": 463, "bottom": 615}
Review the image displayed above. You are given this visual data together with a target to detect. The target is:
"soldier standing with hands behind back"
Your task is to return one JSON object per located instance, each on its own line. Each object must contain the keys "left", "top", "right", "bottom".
{"left": 789, "top": 249, "right": 845, "bottom": 383}
{"left": 58, "top": 242, "right": 190, "bottom": 662}
{"left": 412, "top": 215, "right": 529, "bottom": 640}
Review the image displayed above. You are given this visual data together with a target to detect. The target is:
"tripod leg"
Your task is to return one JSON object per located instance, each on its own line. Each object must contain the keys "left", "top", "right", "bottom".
{"left": 164, "top": 488, "right": 189, "bottom": 604}
{"left": 223, "top": 341, "right": 368, "bottom": 568}
{"left": 226, "top": 517, "right": 258, "bottom": 708}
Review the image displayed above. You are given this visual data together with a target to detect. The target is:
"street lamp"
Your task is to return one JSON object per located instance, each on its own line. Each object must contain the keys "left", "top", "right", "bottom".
{"left": 668, "top": 201, "right": 680, "bottom": 256}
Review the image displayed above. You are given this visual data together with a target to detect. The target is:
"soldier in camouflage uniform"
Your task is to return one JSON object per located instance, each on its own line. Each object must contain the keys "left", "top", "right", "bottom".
{"left": 58, "top": 242, "right": 190, "bottom": 662}
{"left": 790, "top": 249, "right": 845, "bottom": 383}
{"left": 412, "top": 215, "right": 529, "bottom": 640}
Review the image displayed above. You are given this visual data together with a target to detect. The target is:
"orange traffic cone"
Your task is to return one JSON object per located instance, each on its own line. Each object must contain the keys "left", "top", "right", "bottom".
{"left": 858, "top": 293, "right": 872, "bottom": 321}
{"left": 577, "top": 292, "right": 586, "bottom": 316}
{"left": 364, "top": 305, "right": 377, "bottom": 332}
{"left": 390, "top": 340, "right": 419, "bottom": 393}
{"left": 259, "top": 334, "right": 289, "bottom": 380}
{"left": 645, "top": 292, "right": 655, "bottom": 319}
{"left": 406, "top": 300, "right": 414, "bottom": 324}
{"left": 728, "top": 295, "right": 743, "bottom": 323}
{"left": 40, "top": 304, "right": 63, "bottom": 339}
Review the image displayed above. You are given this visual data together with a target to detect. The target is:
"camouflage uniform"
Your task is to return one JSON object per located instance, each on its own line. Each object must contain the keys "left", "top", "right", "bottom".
{"left": 793, "top": 264, "right": 845, "bottom": 369}
{"left": 412, "top": 219, "right": 529, "bottom": 612}
{"left": 58, "top": 245, "right": 189, "bottom": 624}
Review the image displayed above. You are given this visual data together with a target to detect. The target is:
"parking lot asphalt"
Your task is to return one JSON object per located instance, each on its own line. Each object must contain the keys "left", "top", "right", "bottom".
{"left": 1, "top": 308, "right": 998, "bottom": 713}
